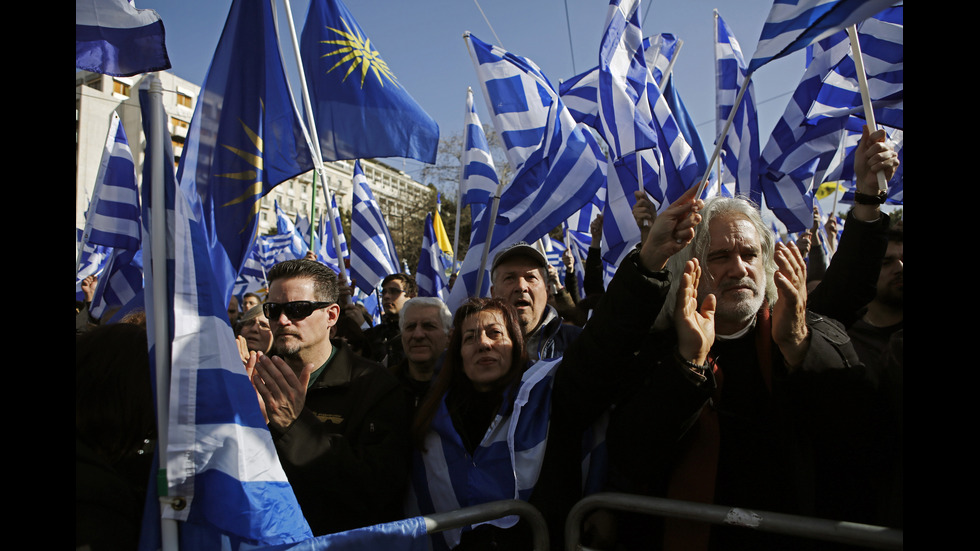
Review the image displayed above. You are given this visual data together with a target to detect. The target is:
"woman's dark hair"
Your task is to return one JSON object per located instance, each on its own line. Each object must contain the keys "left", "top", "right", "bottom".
{"left": 76, "top": 322, "right": 156, "bottom": 465}
{"left": 411, "top": 297, "right": 527, "bottom": 449}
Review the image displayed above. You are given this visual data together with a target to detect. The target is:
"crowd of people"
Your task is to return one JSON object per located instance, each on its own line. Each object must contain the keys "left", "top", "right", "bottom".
{"left": 76, "top": 128, "right": 902, "bottom": 550}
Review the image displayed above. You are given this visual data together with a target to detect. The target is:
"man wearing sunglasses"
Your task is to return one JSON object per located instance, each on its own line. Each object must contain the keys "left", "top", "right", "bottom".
{"left": 250, "top": 259, "right": 411, "bottom": 536}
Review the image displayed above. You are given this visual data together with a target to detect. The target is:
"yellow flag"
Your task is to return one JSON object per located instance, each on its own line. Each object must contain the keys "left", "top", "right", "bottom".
{"left": 433, "top": 201, "right": 453, "bottom": 256}
{"left": 815, "top": 181, "right": 845, "bottom": 200}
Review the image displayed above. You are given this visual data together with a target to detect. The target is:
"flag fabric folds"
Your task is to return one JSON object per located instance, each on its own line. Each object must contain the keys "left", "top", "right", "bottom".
{"left": 747, "top": 0, "right": 899, "bottom": 74}
{"left": 142, "top": 0, "right": 316, "bottom": 544}
{"left": 300, "top": 0, "right": 439, "bottom": 163}
{"left": 416, "top": 213, "right": 450, "bottom": 301}
{"left": 434, "top": 195, "right": 453, "bottom": 257}
{"left": 79, "top": 111, "right": 144, "bottom": 320}
{"left": 598, "top": 0, "right": 657, "bottom": 164}
{"left": 176, "top": 0, "right": 313, "bottom": 296}
{"left": 804, "top": 5, "right": 903, "bottom": 129}
{"left": 350, "top": 160, "right": 400, "bottom": 294}
{"left": 76, "top": 0, "right": 171, "bottom": 77}
{"left": 715, "top": 11, "right": 762, "bottom": 203}
{"left": 461, "top": 87, "right": 501, "bottom": 221}
{"left": 275, "top": 200, "right": 312, "bottom": 259}
{"left": 81, "top": 112, "right": 142, "bottom": 251}
{"left": 316, "top": 192, "right": 350, "bottom": 274}
{"left": 139, "top": 78, "right": 312, "bottom": 547}
{"left": 448, "top": 34, "right": 606, "bottom": 313}
{"left": 760, "top": 5, "right": 902, "bottom": 231}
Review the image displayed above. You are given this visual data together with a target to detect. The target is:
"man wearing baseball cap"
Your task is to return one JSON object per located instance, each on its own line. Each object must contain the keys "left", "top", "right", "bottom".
{"left": 490, "top": 241, "right": 582, "bottom": 361}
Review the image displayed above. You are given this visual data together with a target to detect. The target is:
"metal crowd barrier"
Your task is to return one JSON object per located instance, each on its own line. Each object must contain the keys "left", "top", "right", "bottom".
{"left": 422, "top": 499, "right": 550, "bottom": 551}
{"left": 564, "top": 492, "right": 903, "bottom": 550}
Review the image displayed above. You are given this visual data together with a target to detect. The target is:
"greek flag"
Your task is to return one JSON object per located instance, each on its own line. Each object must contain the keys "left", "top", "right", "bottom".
{"left": 412, "top": 358, "right": 561, "bottom": 550}
{"left": 260, "top": 233, "right": 304, "bottom": 268}
{"left": 747, "top": 0, "right": 899, "bottom": 74}
{"left": 598, "top": 0, "right": 657, "bottom": 161}
{"left": 76, "top": 0, "right": 171, "bottom": 77}
{"left": 233, "top": 244, "right": 267, "bottom": 300}
{"left": 448, "top": 35, "right": 606, "bottom": 312}
{"left": 350, "top": 160, "right": 400, "bottom": 294}
{"left": 81, "top": 112, "right": 141, "bottom": 251}
{"left": 300, "top": 0, "right": 438, "bottom": 163}
{"left": 89, "top": 248, "right": 143, "bottom": 320}
{"left": 78, "top": 111, "right": 144, "bottom": 320}
{"left": 804, "top": 5, "right": 903, "bottom": 129}
{"left": 140, "top": 0, "right": 314, "bottom": 544}
{"left": 715, "top": 11, "right": 762, "bottom": 203}
{"left": 416, "top": 213, "right": 449, "bottom": 301}
{"left": 76, "top": 237, "right": 112, "bottom": 301}
{"left": 759, "top": 29, "right": 852, "bottom": 232}
{"left": 275, "top": 200, "right": 311, "bottom": 259}
{"left": 461, "top": 87, "right": 500, "bottom": 221}
{"left": 565, "top": 180, "right": 606, "bottom": 235}
{"left": 760, "top": 7, "right": 901, "bottom": 231}
{"left": 317, "top": 193, "right": 349, "bottom": 274}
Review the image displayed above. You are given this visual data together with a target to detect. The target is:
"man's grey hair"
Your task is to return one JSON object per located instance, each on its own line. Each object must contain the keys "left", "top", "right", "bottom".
{"left": 654, "top": 196, "right": 778, "bottom": 330}
{"left": 399, "top": 297, "right": 453, "bottom": 334}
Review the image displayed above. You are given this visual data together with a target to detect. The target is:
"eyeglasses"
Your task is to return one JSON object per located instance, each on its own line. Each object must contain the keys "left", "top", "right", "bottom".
{"left": 263, "top": 301, "right": 333, "bottom": 320}
{"left": 380, "top": 287, "right": 405, "bottom": 296}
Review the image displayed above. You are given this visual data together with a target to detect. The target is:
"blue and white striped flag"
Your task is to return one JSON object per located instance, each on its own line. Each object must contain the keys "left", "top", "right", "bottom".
{"left": 350, "top": 160, "right": 400, "bottom": 294}
{"left": 76, "top": 0, "right": 171, "bottom": 77}
{"left": 461, "top": 87, "right": 501, "bottom": 222}
{"left": 274, "top": 200, "right": 311, "bottom": 259}
{"left": 416, "top": 213, "right": 449, "bottom": 301}
{"left": 139, "top": 0, "right": 313, "bottom": 544}
{"left": 412, "top": 358, "right": 561, "bottom": 550}
{"left": 760, "top": 6, "right": 901, "bottom": 231}
{"left": 81, "top": 112, "right": 141, "bottom": 251}
{"left": 76, "top": 237, "right": 112, "bottom": 302}
{"left": 89, "top": 247, "right": 143, "bottom": 320}
{"left": 79, "top": 111, "right": 144, "bottom": 319}
{"left": 233, "top": 243, "right": 267, "bottom": 300}
{"left": 804, "top": 5, "right": 903, "bottom": 129}
{"left": 747, "top": 0, "right": 899, "bottom": 74}
{"left": 448, "top": 35, "right": 607, "bottom": 313}
{"left": 565, "top": 180, "right": 606, "bottom": 235}
{"left": 598, "top": 0, "right": 657, "bottom": 162}
{"left": 759, "top": 28, "right": 853, "bottom": 232}
{"left": 317, "top": 193, "right": 349, "bottom": 274}
{"left": 715, "top": 11, "right": 763, "bottom": 204}
{"left": 259, "top": 233, "right": 303, "bottom": 269}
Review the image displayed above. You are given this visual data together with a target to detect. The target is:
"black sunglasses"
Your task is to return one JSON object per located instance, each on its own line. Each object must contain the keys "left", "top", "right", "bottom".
{"left": 263, "top": 301, "right": 333, "bottom": 320}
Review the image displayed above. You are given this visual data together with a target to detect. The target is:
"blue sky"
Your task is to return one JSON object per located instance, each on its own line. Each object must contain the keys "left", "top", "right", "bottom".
{"left": 149, "top": 0, "right": 809, "bottom": 186}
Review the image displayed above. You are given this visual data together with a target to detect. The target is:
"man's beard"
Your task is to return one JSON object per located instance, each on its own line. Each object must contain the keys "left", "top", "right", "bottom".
{"left": 710, "top": 277, "right": 765, "bottom": 330}
{"left": 272, "top": 335, "right": 302, "bottom": 359}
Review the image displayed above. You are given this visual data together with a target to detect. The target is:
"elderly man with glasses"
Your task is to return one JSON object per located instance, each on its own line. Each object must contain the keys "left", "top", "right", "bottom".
{"left": 250, "top": 259, "right": 411, "bottom": 536}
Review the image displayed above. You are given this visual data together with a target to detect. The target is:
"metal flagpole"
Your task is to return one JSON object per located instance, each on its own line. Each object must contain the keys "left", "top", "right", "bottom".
{"left": 279, "top": 0, "right": 349, "bottom": 281}
{"left": 147, "top": 74, "right": 180, "bottom": 551}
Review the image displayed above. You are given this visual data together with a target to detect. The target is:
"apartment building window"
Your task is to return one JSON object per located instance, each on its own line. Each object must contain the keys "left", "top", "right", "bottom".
{"left": 177, "top": 93, "right": 193, "bottom": 108}
{"left": 113, "top": 80, "right": 131, "bottom": 96}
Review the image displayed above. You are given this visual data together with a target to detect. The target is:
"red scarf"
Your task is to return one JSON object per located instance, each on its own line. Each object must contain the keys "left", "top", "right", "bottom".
{"left": 662, "top": 306, "right": 772, "bottom": 550}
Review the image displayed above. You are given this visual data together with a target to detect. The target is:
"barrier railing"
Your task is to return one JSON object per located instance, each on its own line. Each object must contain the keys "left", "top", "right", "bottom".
{"left": 423, "top": 499, "right": 550, "bottom": 551}
{"left": 564, "top": 492, "right": 903, "bottom": 550}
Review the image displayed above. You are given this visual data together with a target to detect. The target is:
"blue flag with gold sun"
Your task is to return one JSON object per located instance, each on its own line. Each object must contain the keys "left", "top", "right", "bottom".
{"left": 177, "top": 0, "right": 314, "bottom": 297}
{"left": 300, "top": 0, "right": 439, "bottom": 163}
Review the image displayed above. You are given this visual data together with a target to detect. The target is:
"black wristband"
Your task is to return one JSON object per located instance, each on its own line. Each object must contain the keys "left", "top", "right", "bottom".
{"left": 853, "top": 190, "right": 887, "bottom": 205}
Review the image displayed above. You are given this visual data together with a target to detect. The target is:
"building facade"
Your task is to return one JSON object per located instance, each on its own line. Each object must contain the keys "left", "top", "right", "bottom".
{"left": 76, "top": 69, "right": 433, "bottom": 261}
